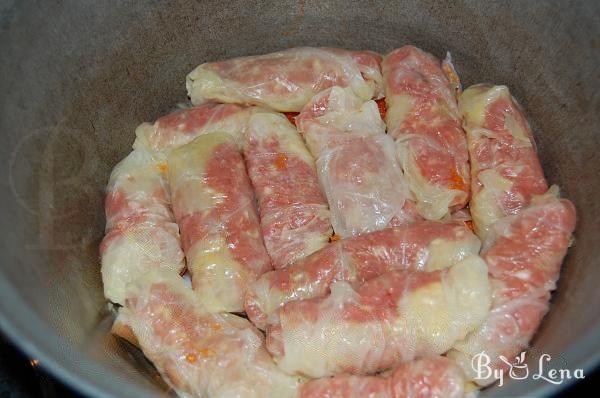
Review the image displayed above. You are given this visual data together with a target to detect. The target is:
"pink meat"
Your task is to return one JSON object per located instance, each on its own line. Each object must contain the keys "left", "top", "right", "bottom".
{"left": 244, "top": 111, "right": 332, "bottom": 268}
{"left": 382, "top": 45, "right": 470, "bottom": 220}
{"left": 448, "top": 193, "right": 576, "bottom": 386}
{"left": 245, "top": 221, "right": 480, "bottom": 329}
{"left": 299, "top": 357, "right": 466, "bottom": 398}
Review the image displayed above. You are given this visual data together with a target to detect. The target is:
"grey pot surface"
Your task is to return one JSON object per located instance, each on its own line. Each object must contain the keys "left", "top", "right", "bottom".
{"left": 0, "top": 1, "right": 598, "bottom": 397}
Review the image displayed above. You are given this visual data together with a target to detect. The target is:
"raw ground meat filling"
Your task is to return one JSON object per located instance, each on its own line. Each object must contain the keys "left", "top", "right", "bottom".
{"left": 447, "top": 191, "right": 576, "bottom": 386}
{"left": 119, "top": 271, "right": 300, "bottom": 398}
{"left": 265, "top": 256, "right": 490, "bottom": 377}
{"left": 245, "top": 221, "right": 481, "bottom": 329}
{"left": 186, "top": 47, "right": 383, "bottom": 112}
{"left": 296, "top": 86, "right": 419, "bottom": 238}
{"left": 100, "top": 148, "right": 185, "bottom": 305}
{"left": 244, "top": 109, "right": 332, "bottom": 269}
{"left": 382, "top": 45, "right": 470, "bottom": 220}
{"left": 168, "top": 132, "right": 271, "bottom": 313}
{"left": 459, "top": 84, "right": 549, "bottom": 238}
{"left": 134, "top": 102, "right": 250, "bottom": 152}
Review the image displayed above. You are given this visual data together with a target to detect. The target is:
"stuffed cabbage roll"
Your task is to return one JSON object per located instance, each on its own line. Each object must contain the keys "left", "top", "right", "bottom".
{"left": 447, "top": 190, "right": 576, "bottom": 386}
{"left": 134, "top": 103, "right": 249, "bottom": 152}
{"left": 266, "top": 256, "right": 490, "bottom": 377}
{"left": 168, "top": 132, "right": 271, "bottom": 313}
{"left": 299, "top": 357, "right": 467, "bottom": 398}
{"left": 119, "top": 271, "right": 300, "bottom": 398}
{"left": 244, "top": 109, "right": 332, "bottom": 269}
{"left": 296, "top": 86, "right": 418, "bottom": 238}
{"left": 245, "top": 221, "right": 481, "bottom": 329}
{"left": 382, "top": 45, "right": 470, "bottom": 220}
{"left": 459, "top": 84, "right": 549, "bottom": 238}
{"left": 187, "top": 47, "right": 383, "bottom": 112}
{"left": 100, "top": 149, "right": 185, "bottom": 305}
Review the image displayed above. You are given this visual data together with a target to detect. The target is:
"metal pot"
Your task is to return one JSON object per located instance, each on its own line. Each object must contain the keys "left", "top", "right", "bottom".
{"left": 0, "top": 1, "right": 598, "bottom": 396}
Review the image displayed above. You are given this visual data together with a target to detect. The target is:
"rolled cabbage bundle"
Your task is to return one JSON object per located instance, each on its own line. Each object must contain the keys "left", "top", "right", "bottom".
{"left": 134, "top": 102, "right": 249, "bottom": 152}
{"left": 383, "top": 45, "right": 470, "bottom": 220}
{"left": 266, "top": 256, "right": 490, "bottom": 377}
{"left": 297, "top": 86, "right": 418, "bottom": 238}
{"left": 168, "top": 132, "right": 271, "bottom": 312}
{"left": 245, "top": 221, "right": 481, "bottom": 329}
{"left": 244, "top": 109, "right": 332, "bottom": 269}
{"left": 448, "top": 190, "right": 576, "bottom": 386}
{"left": 459, "top": 84, "right": 549, "bottom": 238}
{"left": 187, "top": 47, "right": 383, "bottom": 112}
{"left": 299, "top": 357, "right": 467, "bottom": 398}
{"left": 100, "top": 148, "right": 185, "bottom": 305}
{"left": 119, "top": 271, "right": 300, "bottom": 398}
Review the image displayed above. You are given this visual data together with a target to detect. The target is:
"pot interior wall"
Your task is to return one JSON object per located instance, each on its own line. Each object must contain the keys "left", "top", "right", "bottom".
{"left": 0, "top": 1, "right": 599, "bottom": 397}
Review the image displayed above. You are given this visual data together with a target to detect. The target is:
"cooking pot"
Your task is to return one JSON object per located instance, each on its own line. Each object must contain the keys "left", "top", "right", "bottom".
{"left": 0, "top": 1, "right": 598, "bottom": 396}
